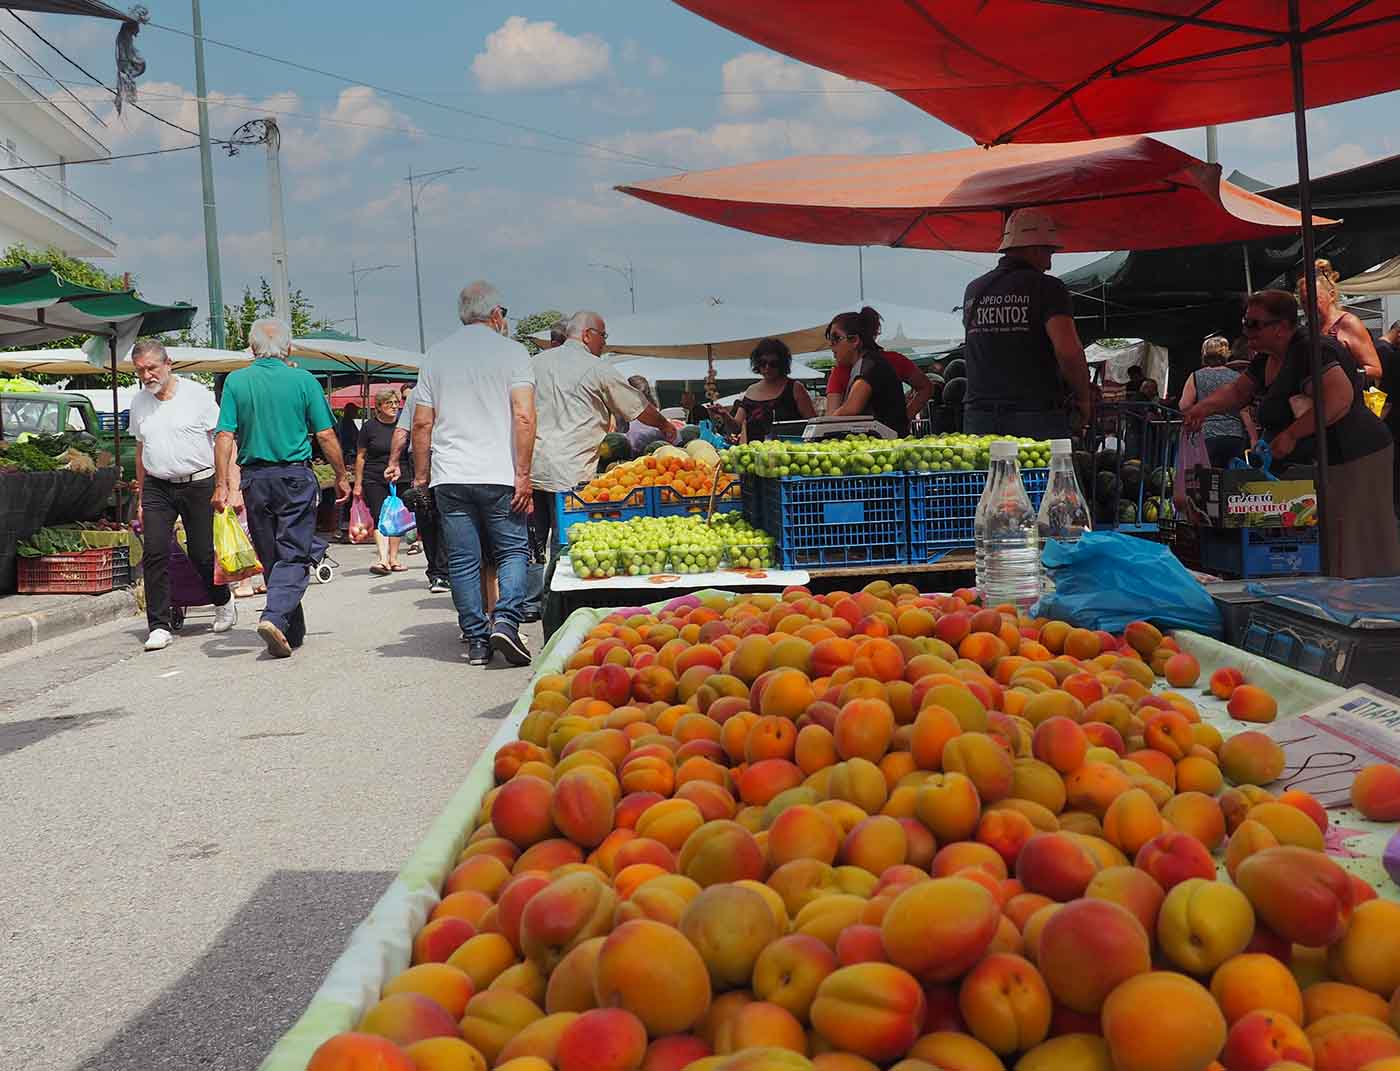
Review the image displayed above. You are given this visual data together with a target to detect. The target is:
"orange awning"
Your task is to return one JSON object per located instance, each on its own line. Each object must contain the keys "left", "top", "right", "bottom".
{"left": 618, "top": 137, "right": 1329, "bottom": 252}
{"left": 673, "top": 0, "right": 1400, "bottom": 146}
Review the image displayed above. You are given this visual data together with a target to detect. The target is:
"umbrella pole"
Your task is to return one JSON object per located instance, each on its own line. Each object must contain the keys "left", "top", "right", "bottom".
{"left": 110, "top": 333, "right": 123, "bottom": 523}
{"left": 1289, "top": 0, "right": 1331, "bottom": 576}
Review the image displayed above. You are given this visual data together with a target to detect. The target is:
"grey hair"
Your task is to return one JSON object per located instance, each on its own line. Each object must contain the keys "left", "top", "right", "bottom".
{"left": 549, "top": 320, "right": 568, "bottom": 345}
{"left": 566, "top": 310, "right": 604, "bottom": 339}
{"left": 626, "top": 374, "right": 655, "bottom": 407}
{"left": 459, "top": 281, "right": 504, "bottom": 324}
{"left": 131, "top": 338, "right": 170, "bottom": 364}
{"left": 248, "top": 318, "right": 292, "bottom": 358}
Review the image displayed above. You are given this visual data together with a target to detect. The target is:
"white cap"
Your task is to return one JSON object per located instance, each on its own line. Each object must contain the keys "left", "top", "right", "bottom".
{"left": 1050, "top": 438, "right": 1073, "bottom": 454}
{"left": 991, "top": 440, "right": 1019, "bottom": 459}
{"left": 999, "top": 208, "right": 1064, "bottom": 252}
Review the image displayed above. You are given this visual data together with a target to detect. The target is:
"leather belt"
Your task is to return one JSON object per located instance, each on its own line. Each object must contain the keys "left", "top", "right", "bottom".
{"left": 151, "top": 467, "right": 215, "bottom": 484}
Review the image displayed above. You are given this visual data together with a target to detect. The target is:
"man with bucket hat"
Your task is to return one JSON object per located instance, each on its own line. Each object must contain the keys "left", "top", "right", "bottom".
{"left": 961, "top": 208, "right": 1091, "bottom": 439}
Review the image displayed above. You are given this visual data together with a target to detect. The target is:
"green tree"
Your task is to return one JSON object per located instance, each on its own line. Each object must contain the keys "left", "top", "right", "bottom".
{"left": 221, "top": 278, "right": 331, "bottom": 351}
{"left": 514, "top": 308, "right": 565, "bottom": 356}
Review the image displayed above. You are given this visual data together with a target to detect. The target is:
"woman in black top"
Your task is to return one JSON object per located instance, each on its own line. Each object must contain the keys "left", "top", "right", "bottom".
{"left": 827, "top": 306, "right": 910, "bottom": 437}
{"left": 736, "top": 338, "right": 817, "bottom": 442}
{"left": 354, "top": 389, "right": 412, "bottom": 575}
{"left": 1184, "top": 289, "right": 1398, "bottom": 579}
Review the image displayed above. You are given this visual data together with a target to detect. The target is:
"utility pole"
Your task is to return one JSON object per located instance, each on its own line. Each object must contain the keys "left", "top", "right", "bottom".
{"left": 349, "top": 261, "right": 398, "bottom": 338}
{"left": 264, "top": 117, "right": 290, "bottom": 326}
{"left": 191, "top": 0, "right": 224, "bottom": 347}
{"left": 407, "top": 165, "right": 469, "bottom": 352}
{"left": 589, "top": 259, "right": 636, "bottom": 314}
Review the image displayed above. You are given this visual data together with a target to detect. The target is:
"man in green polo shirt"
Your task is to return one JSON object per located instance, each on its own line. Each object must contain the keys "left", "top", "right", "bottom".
{"left": 214, "top": 318, "right": 351, "bottom": 658}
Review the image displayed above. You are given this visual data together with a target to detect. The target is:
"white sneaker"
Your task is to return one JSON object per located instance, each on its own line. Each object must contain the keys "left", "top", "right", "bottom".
{"left": 144, "top": 628, "right": 172, "bottom": 651}
{"left": 212, "top": 601, "right": 237, "bottom": 633}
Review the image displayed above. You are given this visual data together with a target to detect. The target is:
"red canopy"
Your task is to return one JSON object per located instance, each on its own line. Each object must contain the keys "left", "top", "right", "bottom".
{"left": 328, "top": 382, "right": 410, "bottom": 409}
{"left": 618, "top": 137, "right": 1328, "bottom": 252}
{"left": 674, "top": 0, "right": 1400, "bottom": 145}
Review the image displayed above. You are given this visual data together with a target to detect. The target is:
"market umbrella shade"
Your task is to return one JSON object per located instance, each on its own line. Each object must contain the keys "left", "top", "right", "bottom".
{"left": 289, "top": 331, "right": 423, "bottom": 376}
{"left": 532, "top": 304, "right": 840, "bottom": 360}
{"left": 672, "top": 0, "right": 1400, "bottom": 146}
{"left": 619, "top": 137, "right": 1328, "bottom": 253}
{"left": 1339, "top": 255, "right": 1400, "bottom": 296}
{"left": 0, "top": 345, "right": 251, "bottom": 376}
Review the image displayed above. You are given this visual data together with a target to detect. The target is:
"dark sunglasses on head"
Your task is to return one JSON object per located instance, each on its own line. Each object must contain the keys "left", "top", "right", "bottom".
{"left": 1241, "top": 316, "right": 1285, "bottom": 331}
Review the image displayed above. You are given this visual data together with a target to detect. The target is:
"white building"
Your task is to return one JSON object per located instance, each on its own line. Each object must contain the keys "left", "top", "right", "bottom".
{"left": 0, "top": 29, "right": 113, "bottom": 258}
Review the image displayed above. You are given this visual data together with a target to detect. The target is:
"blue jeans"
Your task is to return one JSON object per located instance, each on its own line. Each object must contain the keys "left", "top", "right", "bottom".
{"left": 435, "top": 483, "right": 529, "bottom": 640}
{"left": 241, "top": 463, "right": 319, "bottom": 645}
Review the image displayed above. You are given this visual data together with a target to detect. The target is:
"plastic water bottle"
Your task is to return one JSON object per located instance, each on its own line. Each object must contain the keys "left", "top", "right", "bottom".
{"left": 975, "top": 440, "right": 1041, "bottom": 611}
{"left": 1037, "top": 438, "right": 1092, "bottom": 546}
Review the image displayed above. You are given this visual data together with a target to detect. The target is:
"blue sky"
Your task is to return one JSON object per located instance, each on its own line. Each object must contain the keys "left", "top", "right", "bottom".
{"left": 31, "top": 1, "right": 1400, "bottom": 351}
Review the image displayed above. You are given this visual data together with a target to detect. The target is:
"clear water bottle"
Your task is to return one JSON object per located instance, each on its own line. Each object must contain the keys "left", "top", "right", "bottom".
{"left": 975, "top": 440, "right": 1041, "bottom": 611}
{"left": 1038, "top": 438, "right": 1092, "bottom": 546}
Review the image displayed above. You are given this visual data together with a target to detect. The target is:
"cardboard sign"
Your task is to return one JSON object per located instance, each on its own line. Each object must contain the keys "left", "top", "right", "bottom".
{"left": 1256, "top": 684, "right": 1400, "bottom": 806}
{"left": 1193, "top": 468, "right": 1318, "bottom": 528}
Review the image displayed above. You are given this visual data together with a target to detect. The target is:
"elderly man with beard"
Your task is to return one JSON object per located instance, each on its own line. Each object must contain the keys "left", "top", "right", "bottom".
{"left": 129, "top": 338, "right": 236, "bottom": 651}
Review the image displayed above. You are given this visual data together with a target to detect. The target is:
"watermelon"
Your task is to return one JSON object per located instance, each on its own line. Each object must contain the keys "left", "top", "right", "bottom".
{"left": 598, "top": 432, "right": 631, "bottom": 463}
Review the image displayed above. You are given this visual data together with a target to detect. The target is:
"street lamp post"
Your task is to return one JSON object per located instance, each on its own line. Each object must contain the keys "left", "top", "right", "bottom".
{"left": 349, "top": 261, "right": 398, "bottom": 338}
{"left": 589, "top": 259, "right": 636, "bottom": 314}
{"left": 406, "top": 165, "right": 471, "bottom": 352}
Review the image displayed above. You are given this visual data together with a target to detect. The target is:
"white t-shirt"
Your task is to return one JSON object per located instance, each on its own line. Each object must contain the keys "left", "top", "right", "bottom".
{"left": 129, "top": 377, "right": 220, "bottom": 480}
{"left": 531, "top": 340, "right": 647, "bottom": 492}
{"left": 415, "top": 325, "right": 535, "bottom": 488}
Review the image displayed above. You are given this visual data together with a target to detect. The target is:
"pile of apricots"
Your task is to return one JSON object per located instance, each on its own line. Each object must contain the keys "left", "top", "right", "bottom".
{"left": 308, "top": 583, "right": 1400, "bottom": 1071}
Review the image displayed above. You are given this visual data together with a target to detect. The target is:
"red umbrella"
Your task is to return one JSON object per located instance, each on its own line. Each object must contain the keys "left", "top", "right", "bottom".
{"left": 672, "top": 0, "right": 1389, "bottom": 573}
{"left": 618, "top": 136, "right": 1327, "bottom": 251}
{"left": 673, "top": 0, "right": 1400, "bottom": 147}
{"left": 328, "top": 381, "right": 410, "bottom": 410}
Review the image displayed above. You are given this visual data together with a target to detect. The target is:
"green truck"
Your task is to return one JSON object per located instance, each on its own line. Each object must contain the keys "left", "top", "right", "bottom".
{"left": 0, "top": 388, "right": 137, "bottom": 480}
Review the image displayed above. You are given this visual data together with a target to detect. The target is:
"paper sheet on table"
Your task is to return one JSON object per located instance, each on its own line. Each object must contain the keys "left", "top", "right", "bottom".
{"left": 552, "top": 556, "right": 808, "bottom": 592}
{"left": 1254, "top": 685, "right": 1400, "bottom": 807}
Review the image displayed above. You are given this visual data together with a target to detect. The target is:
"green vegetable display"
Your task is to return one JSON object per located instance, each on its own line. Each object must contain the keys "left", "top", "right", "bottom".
{"left": 0, "top": 441, "right": 62, "bottom": 471}
{"left": 722, "top": 434, "right": 1054, "bottom": 478}
{"left": 18, "top": 527, "right": 88, "bottom": 557}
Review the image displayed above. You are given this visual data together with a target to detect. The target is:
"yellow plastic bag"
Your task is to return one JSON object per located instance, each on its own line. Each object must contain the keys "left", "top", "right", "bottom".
{"left": 213, "top": 507, "right": 262, "bottom": 582}
{"left": 1363, "top": 387, "right": 1387, "bottom": 418}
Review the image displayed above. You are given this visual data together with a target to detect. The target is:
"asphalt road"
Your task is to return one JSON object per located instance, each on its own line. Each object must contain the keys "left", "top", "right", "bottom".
{"left": 0, "top": 542, "right": 544, "bottom": 1071}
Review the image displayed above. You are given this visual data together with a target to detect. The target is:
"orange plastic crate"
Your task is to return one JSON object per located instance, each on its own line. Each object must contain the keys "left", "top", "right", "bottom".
{"left": 17, "top": 547, "right": 116, "bottom": 595}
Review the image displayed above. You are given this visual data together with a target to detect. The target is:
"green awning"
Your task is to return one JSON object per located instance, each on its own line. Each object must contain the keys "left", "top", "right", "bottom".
{"left": 0, "top": 264, "right": 196, "bottom": 350}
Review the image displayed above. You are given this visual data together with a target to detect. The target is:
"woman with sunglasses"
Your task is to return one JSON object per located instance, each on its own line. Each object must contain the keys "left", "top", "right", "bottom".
{"left": 354, "top": 388, "right": 412, "bottom": 576}
{"left": 1183, "top": 289, "right": 1398, "bottom": 579}
{"left": 735, "top": 337, "right": 816, "bottom": 442}
{"left": 826, "top": 307, "right": 910, "bottom": 437}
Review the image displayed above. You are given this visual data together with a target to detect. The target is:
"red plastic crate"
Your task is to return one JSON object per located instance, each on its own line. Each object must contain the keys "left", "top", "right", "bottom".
{"left": 17, "top": 547, "right": 117, "bottom": 594}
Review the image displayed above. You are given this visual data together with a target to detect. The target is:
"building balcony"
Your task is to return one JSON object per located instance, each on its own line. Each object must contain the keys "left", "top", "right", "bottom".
{"left": 0, "top": 145, "right": 114, "bottom": 257}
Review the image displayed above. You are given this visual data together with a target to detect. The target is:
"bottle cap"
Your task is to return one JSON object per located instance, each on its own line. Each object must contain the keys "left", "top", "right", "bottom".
{"left": 990, "top": 440, "right": 1019, "bottom": 459}
{"left": 1050, "top": 438, "right": 1073, "bottom": 454}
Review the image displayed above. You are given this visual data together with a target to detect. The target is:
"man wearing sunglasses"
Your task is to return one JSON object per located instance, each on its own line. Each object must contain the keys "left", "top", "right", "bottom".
{"left": 961, "top": 208, "right": 1091, "bottom": 439}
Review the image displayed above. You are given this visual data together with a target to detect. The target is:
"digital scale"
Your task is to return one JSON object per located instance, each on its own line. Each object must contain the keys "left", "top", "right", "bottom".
{"left": 766, "top": 415, "right": 900, "bottom": 441}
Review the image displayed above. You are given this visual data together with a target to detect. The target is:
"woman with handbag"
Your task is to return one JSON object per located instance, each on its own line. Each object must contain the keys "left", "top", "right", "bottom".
{"left": 353, "top": 389, "right": 411, "bottom": 575}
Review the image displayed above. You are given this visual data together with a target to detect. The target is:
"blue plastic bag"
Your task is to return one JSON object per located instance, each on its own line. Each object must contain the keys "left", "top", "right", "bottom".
{"left": 377, "top": 483, "right": 416, "bottom": 538}
{"left": 1035, "top": 530, "right": 1222, "bottom": 637}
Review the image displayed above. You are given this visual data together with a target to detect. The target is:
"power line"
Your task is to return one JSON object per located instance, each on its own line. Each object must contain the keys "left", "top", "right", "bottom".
{"left": 0, "top": 143, "right": 200, "bottom": 171}
{"left": 143, "top": 18, "right": 680, "bottom": 171}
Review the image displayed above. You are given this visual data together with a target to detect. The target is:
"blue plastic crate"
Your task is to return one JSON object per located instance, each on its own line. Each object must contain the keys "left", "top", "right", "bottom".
{"left": 1199, "top": 525, "right": 1320, "bottom": 579}
{"left": 654, "top": 474, "right": 743, "bottom": 518}
{"left": 757, "top": 473, "right": 907, "bottom": 568}
{"left": 741, "top": 474, "right": 765, "bottom": 531}
{"left": 906, "top": 468, "right": 1048, "bottom": 562}
{"left": 554, "top": 485, "right": 652, "bottom": 546}
{"left": 96, "top": 410, "right": 130, "bottom": 432}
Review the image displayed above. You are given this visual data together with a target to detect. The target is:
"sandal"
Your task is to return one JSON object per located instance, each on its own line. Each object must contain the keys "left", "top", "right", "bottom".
{"left": 370, "top": 563, "right": 391, "bottom": 576}
{"left": 389, "top": 562, "right": 408, "bottom": 572}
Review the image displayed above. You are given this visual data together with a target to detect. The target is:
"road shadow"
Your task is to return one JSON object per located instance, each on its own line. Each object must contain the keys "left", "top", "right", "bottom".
{"left": 0, "top": 706, "right": 133, "bottom": 759}
{"left": 73, "top": 868, "right": 395, "bottom": 1071}
{"left": 375, "top": 620, "right": 467, "bottom": 665}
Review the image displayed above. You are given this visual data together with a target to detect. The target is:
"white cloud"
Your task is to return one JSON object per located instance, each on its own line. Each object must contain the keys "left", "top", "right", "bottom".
{"left": 720, "top": 51, "right": 886, "bottom": 121}
{"left": 1317, "top": 142, "right": 1373, "bottom": 174}
{"left": 603, "top": 118, "right": 880, "bottom": 172}
{"left": 472, "top": 17, "right": 611, "bottom": 92}
{"left": 621, "top": 39, "right": 669, "bottom": 78}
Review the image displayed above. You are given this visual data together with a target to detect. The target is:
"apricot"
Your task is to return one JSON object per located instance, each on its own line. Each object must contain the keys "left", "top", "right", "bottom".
{"left": 753, "top": 934, "right": 838, "bottom": 1023}
{"left": 1038, "top": 898, "right": 1151, "bottom": 1013}
{"left": 458, "top": 991, "right": 545, "bottom": 1064}
{"left": 1100, "top": 972, "right": 1226, "bottom": 1071}
{"left": 1133, "top": 830, "right": 1215, "bottom": 891}
{"left": 956, "top": 953, "right": 1051, "bottom": 1055}
{"left": 1160, "top": 791, "right": 1226, "bottom": 850}
{"left": 406, "top": 1036, "right": 489, "bottom": 1071}
{"left": 1224, "top": 819, "right": 1281, "bottom": 881}
{"left": 1227, "top": 685, "right": 1279, "bottom": 724}
{"left": 834, "top": 698, "right": 896, "bottom": 763}
{"left": 643, "top": 1036, "right": 712, "bottom": 1071}
{"left": 1156, "top": 877, "right": 1254, "bottom": 975}
{"left": 1102, "top": 788, "right": 1164, "bottom": 857}
{"left": 1210, "top": 666, "right": 1246, "bottom": 700}
{"left": 880, "top": 877, "right": 1000, "bottom": 983}
{"left": 1082, "top": 865, "right": 1165, "bottom": 934}
{"left": 1210, "top": 952, "right": 1304, "bottom": 1025}
{"left": 1163, "top": 652, "right": 1200, "bottom": 688}
{"left": 594, "top": 919, "right": 712, "bottom": 1037}
{"left": 1303, "top": 982, "right": 1392, "bottom": 1026}
{"left": 1327, "top": 900, "right": 1400, "bottom": 996}
{"left": 446, "top": 932, "right": 518, "bottom": 992}
{"left": 1015, "top": 832, "right": 1099, "bottom": 902}
{"left": 1013, "top": 1033, "right": 1112, "bottom": 1071}
{"left": 308, "top": 1034, "right": 417, "bottom": 1071}
{"left": 1234, "top": 846, "right": 1356, "bottom": 948}
{"left": 809, "top": 963, "right": 926, "bottom": 1062}
{"left": 841, "top": 815, "right": 908, "bottom": 876}
{"left": 1306, "top": 1014, "right": 1400, "bottom": 1071}
{"left": 906, "top": 1032, "right": 1003, "bottom": 1071}
{"left": 1122, "top": 620, "right": 1162, "bottom": 657}
{"left": 678, "top": 819, "right": 766, "bottom": 887}
{"left": 1351, "top": 763, "right": 1400, "bottom": 821}
{"left": 680, "top": 884, "right": 782, "bottom": 990}
{"left": 1220, "top": 1010, "right": 1313, "bottom": 1071}
{"left": 914, "top": 771, "right": 982, "bottom": 844}
{"left": 941, "top": 732, "right": 1015, "bottom": 803}
{"left": 1248, "top": 801, "right": 1325, "bottom": 852}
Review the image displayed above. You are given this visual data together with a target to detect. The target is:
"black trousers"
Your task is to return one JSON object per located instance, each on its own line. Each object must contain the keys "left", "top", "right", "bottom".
{"left": 411, "top": 491, "right": 448, "bottom": 582}
{"left": 964, "top": 405, "right": 1071, "bottom": 440}
{"left": 141, "top": 475, "right": 230, "bottom": 631}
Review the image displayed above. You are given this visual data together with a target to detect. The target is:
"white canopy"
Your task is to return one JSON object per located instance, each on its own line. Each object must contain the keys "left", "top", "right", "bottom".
{"left": 0, "top": 345, "right": 252, "bottom": 375}
{"left": 608, "top": 355, "right": 824, "bottom": 383}
{"left": 1339, "top": 255, "right": 1400, "bottom": 297}
{"left": 862, "top": 299, "right": 965, "bottom": 350}
{"left": 1086, "top": 338, "right": 1171, "bottom": 396}
{"left": 533, "top": 302, "right": 837, "bottom": 360}
{"left": 289, "top": 334, "right": 423, "bottom": 374}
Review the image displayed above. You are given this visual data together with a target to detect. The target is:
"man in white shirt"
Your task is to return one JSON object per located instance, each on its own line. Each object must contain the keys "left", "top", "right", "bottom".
{"left": 130, "top": 339, "right": 236, "bottom": 651}
{"left": 523, "top": 310, "right": 676, "bottom": 617}
{"left": 412, "top": 281, "right": 537, "bottom": 667}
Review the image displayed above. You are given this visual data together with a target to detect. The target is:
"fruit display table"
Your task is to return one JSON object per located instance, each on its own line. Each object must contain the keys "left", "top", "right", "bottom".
{"left": 259, "top": 594, "right": 1398, "bottom": 1071}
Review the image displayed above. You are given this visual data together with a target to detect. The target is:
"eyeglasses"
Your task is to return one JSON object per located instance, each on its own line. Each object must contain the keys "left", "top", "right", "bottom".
{"left": 1241, "top": 317, "right": 1285, "bottom": 331}
{"left": 585, "top": 327, "right": 608, "bottom": 340}
{"left": 827, "top": 332, "right": 857, "bottom": 345}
